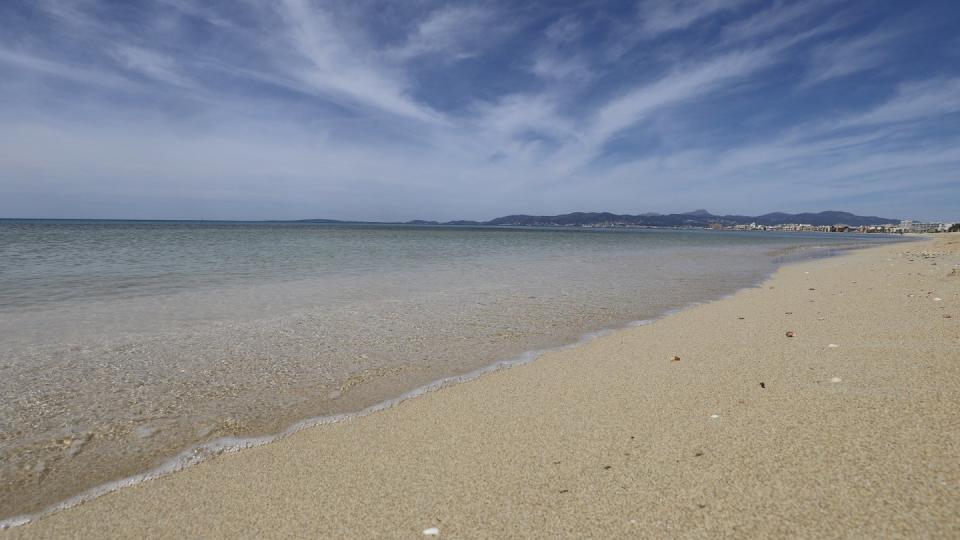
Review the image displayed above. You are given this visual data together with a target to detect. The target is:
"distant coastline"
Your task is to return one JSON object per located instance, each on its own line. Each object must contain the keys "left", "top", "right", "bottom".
{"left": 4, "top": 209, "right": 957, "bottom": 233}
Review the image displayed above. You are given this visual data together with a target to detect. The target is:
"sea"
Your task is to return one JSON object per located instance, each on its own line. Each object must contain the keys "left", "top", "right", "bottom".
{"left": 0, "top": 220, "right": 904, "bottom": 523}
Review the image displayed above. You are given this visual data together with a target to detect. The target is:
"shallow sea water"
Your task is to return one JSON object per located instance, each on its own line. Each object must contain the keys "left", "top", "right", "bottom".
{"left": 0, "top": 221, "right": 901, "bottom": 520}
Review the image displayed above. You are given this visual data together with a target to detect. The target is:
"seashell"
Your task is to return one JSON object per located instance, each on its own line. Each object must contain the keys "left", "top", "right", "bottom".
{"left": 709, "top": 414, "right": 720, "bottom": 419}
{"left": 828, "top": 344, "right": 839, "bottom": 348}
{"left": 671, "top": 356, "right": 681, "bottom": 362}
{"left": 785, "top": 331, "right": 795, "bottom": 338}
{"left": 830, "top": 377, "right": 842, "bottom": 383}
{"left": 423, "top": 527, "right": 440, "bottom": 536}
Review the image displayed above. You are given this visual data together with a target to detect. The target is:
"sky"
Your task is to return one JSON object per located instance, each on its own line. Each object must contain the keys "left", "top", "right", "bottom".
{"left": 0, "top": 0, "right": 958, "bottom": 222}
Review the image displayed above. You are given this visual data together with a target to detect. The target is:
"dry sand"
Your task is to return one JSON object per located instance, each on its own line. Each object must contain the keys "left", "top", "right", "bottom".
{"left": 5, "top": 235, "right": 959, "bottom": 538}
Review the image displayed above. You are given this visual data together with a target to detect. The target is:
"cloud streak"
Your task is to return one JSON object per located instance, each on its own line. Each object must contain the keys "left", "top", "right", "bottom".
{"left": 638, "top": 0, "right": 754, "bottom": 37}
{"left": 0, "top": 0, "right": 957, "bottom": 221}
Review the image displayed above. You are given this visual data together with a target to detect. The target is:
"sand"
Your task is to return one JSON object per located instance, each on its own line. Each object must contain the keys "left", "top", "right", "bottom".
{"left": 5, "top": 234, "right": 959, "bottom": 538}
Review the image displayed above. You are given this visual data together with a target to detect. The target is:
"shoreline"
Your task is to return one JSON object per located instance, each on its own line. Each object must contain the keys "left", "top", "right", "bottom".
{"left": 0, "top": 322, "right": 645, "bottom": 530}
{"left": 6, "top": 234, "right": 958, "bottom": 537}
{"left": 0, "top": 237, "right": 890, "bottom": 525}
{"left": 0, "top": 280, "right": 735, "bottom": 529}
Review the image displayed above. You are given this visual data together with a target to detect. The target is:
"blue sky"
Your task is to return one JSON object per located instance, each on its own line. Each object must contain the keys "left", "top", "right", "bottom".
{"left": 0, "top": 0, "right": 958, "bottom": 221}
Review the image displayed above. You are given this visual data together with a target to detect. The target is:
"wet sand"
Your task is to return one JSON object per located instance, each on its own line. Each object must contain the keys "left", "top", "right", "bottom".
{"left": 5, "top": 234, "right": 959, "bottom": 538}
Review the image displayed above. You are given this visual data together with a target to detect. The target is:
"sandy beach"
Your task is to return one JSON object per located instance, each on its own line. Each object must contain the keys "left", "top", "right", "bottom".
{"left": 5, "top": 234, "right": 959, "bottom": 538}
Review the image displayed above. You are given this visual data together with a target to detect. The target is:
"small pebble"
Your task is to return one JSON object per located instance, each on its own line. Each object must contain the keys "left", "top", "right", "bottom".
{"left": 423, "top": 527, "right": 440, "bottom": 536}
{"left": 830, "top": 377, "right": 842, "bottom": 383}
{"left": 785, "top": 331, "right": 795, "bottom": 338}
{"left": 671, "top": 356, "right": 681, "bottom": 362}
{"left": 828, "top": 344, "right": 839, "bottom": 348}
{"left": 709, "top": 414, "right": 720, "bottom": 419}
{"left": 934, "top": 298, "right": 942, "bottom": 301}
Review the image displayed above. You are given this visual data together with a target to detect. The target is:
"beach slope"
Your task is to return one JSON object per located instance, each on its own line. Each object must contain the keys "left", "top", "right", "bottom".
{"left": 7, "top": 235, "right": 960, "bottom": 538}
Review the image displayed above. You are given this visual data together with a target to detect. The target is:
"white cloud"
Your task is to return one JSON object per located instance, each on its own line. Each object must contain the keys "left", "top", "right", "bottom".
{"left": 0, "top": 0, "right": 956, "bottom": 221}
{"left": 722, "top": 0, "right": 840, "bottom": 43}
{"left": 277, "top": 0, "right": 440, "bottom": 123}
{"left": 638, "top": 0, "right": 754, "bottom": 37}
{"left": 576, "top": 46, "right": 775, "bottom": 165}
{"left": 388, "top": 5, "right": 500, "bottom": 62}
{"left": 841, "top": 77, "right": 960, "bottom": 127}
{"left": 805, "top": 28, "right": 899, "bottom": 84}
{"left": 0, "top": 49, "right": 136, "bottom": 90}
{"left": 530, "top": 16, "right": 593, "bottom": 83}
{"left": 111, "top": 45, "right": 191, "bottom": 87}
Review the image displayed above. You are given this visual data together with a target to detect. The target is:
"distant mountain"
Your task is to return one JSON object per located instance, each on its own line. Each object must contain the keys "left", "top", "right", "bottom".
{"left": 294, "top": 218, "right": 349, "bottom": 223}
{"left": 753, "top": 211, "right": 895, "bottom": 226}
{"left": 293, "top": 210, "right": 900, "bottom": 229}
{"left": 681, "top": 209, "right": 714, "bottom": 217}
{"left": 444, "top": 220, "right": 484, "bottom": 226}
{"left": 485, "top": 212, "right": 627, "bottom": 227}
{"left": 466, "top": 210, "right": 899, "bottom": 228}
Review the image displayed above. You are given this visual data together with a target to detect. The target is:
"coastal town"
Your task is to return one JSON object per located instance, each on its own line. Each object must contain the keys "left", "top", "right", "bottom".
{"left": 479, "top": 211, "right": 960, "bottom": 232}
{"left": 710, "top": 219, "right": 960, "bottom": 233}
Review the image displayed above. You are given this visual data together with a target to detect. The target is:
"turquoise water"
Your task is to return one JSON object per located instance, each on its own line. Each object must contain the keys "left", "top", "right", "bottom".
{"left": 0, "top": 221, "right": 901, "bottom": 520}
{"left": 0, "top": 221, "right": 883, "bottom": 310}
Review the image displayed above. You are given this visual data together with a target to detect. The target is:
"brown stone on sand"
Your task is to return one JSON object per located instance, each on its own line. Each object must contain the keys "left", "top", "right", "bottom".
{"left": 786, "top": 331, "right": 795, "bottom": 337}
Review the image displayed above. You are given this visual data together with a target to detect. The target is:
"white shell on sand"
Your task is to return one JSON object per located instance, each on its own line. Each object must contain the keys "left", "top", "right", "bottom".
{"left": 709, "top": 414, "right": 720, "bottom": 419}
{"left": 423, "top": 527, "right": 440, "bottom": 536}
{"left": 830, "top": 377, "right": 842, "bottom": 383}
{"left": 828, "top": 344, "right": 839, "bottom": 348}
{"left": 933, "top": 297, "right": 942, "bottom": 301}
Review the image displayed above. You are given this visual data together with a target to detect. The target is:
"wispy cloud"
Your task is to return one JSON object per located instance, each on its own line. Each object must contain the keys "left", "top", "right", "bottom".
{"left": 840, "top": 77, "right": 960, "bottom": 127}
{"left": 637, "top": 0, "right": 754, "bottom": 37}
{"left": 530, "top": 16, "right": 594, "bottom": 83}
{"left": 722, "top": 0, "right": 840, "bottom": 43}
{"left": 805, "top": 27, "right": 899, "bottom": 84}
{"left": 588, "top": 48, "right": 773, "bottom": 147}
{"left": 0, "top": 0, "right": 957, "bottom": 221}
{"left": 276, "top": 0, "right": 440, "bottom": 122}
{"left": 0, "top": 49, "right": 136, "bottom": 90}
{"left": 388, "top": 5, "right": 501, "bottom": 63}
{"left": 110, "top": 45, "right": 192, "bottom": 87}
